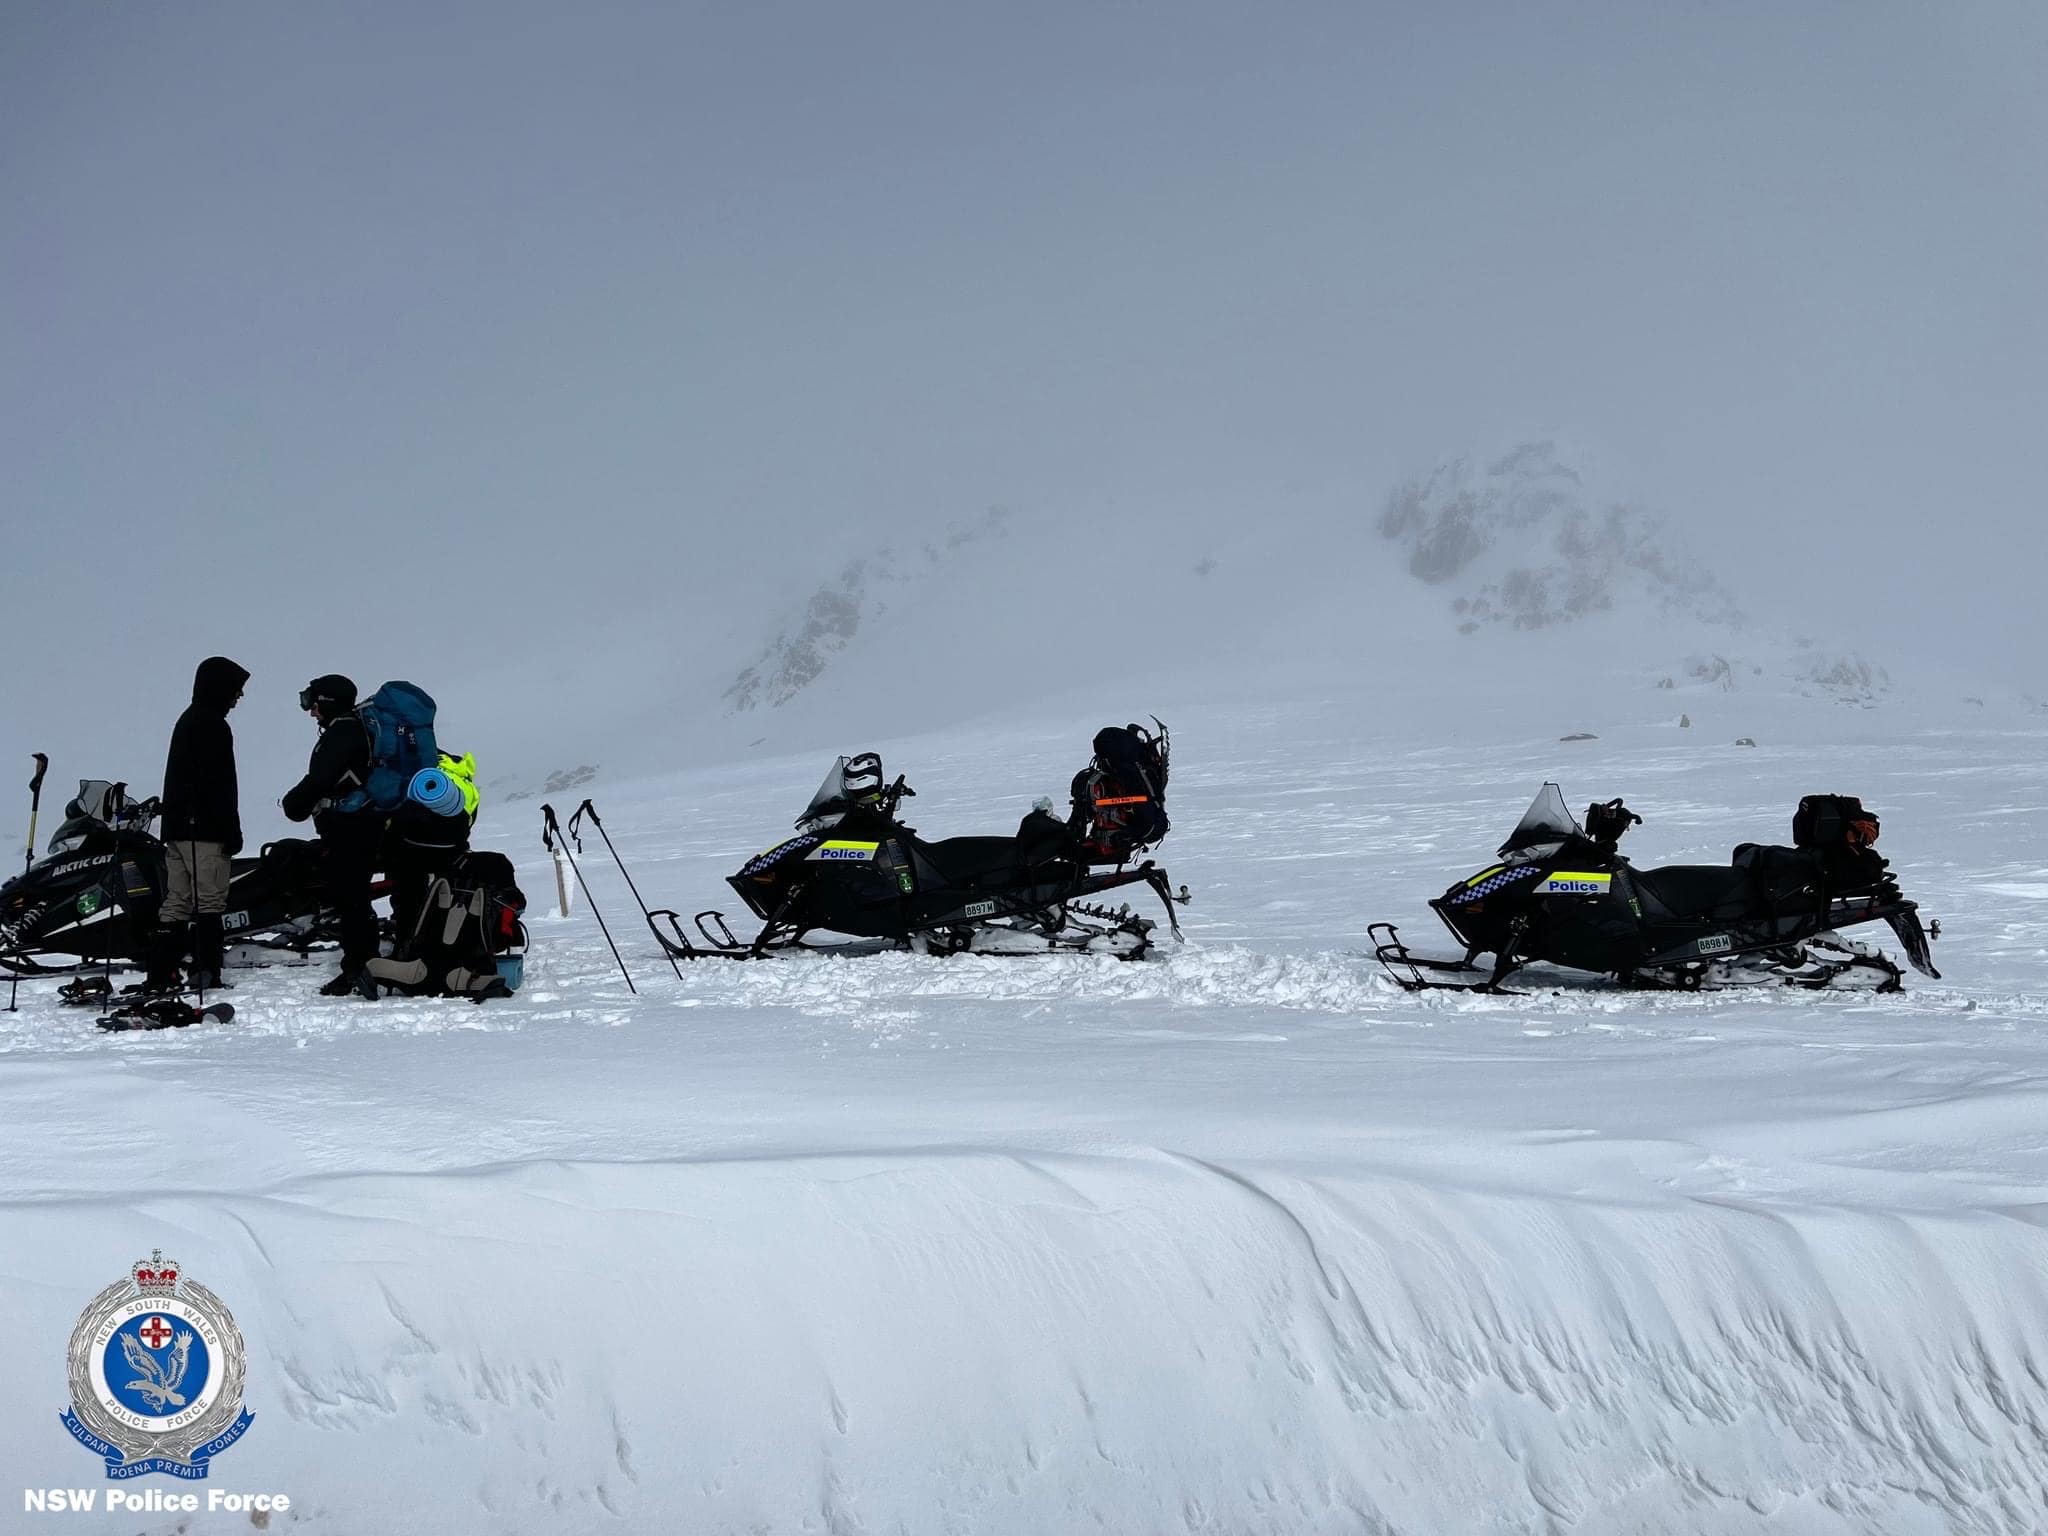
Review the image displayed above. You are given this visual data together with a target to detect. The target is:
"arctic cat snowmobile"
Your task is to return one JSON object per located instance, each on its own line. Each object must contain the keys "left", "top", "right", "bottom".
{"left": 0, "top": 779, "right": 353, "bottom": 976}
{"left": 651, "top": 737, "right": 1187, "bottom": 961}
{"left": 1371, "top": 785, "right": 1940, "bottom": 993}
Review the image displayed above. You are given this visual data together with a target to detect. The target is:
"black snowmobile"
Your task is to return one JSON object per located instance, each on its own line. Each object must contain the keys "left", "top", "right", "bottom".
{"left": 651, "top": 730, "right": 1186, "bottom": 960}
{"left": 0, "top": 779, "right": 351, "bottom": 976}
{"left": 1371, "top": 785, "right": 1939, "bottom": 993}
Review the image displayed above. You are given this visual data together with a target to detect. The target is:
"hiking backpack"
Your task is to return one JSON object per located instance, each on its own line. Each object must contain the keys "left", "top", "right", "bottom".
{"left": 356, "top": 682, "right": 440, "bottom": 812}
{"left": 1792, "top": 794, "right": 1880, "bottom": 851}
{"left": 1074, "top": 720, "right": 1171, "bottom": 864}
{"left": 1787, "top": 792, "right": 1887, "bottom": 887}
{"left": 364, "top": 849, "right": 527, "bottom": 1000}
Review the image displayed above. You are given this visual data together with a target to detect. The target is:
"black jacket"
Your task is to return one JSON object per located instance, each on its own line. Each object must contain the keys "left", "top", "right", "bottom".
{"left": 282, "top": 714, "right": 373, "bottom": 836}
{"left": 161, "top": 656, "right": 248, "bottom": 851}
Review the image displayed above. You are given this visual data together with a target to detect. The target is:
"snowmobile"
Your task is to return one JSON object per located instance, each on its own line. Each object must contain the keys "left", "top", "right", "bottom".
{"left": 1371, "top": 785, "right": 1940, "bottom": 993}
{"left": 0, "top": 779, "right": 354, "bottom": 977}
{"left": 650, "top": 737, "right": 1187, "bottom": 961}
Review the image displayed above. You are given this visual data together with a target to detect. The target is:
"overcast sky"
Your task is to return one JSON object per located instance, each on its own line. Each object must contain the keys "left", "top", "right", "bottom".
{"left": 3, "top": 1, "right": 2043, "bottom": 802}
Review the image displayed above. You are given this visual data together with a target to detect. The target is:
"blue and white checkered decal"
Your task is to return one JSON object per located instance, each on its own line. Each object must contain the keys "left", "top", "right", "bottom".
{"left": 1449, "top": 865, "right": 1543, "bottom": 904}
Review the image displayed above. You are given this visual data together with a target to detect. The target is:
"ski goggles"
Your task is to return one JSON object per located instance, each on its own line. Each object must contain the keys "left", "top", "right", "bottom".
{"left": 298, "top": 686, "right": 319, "bottom": 712}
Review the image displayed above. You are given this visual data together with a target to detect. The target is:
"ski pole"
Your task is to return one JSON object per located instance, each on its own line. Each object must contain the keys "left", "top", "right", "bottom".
{"left": 7, "top": 754, "right": 46, "bottom": 1012}
{"left": 568, "top": 799, "right": 683, "bottom": 980}
{"left": 23, "top": 752, "right": 46, "bottom": 877}
{"left": 542, "top": 803, "right": 636, "bottom": 994}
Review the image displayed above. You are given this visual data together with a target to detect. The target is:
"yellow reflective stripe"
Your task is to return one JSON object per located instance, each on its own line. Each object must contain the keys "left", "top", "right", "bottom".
{"left": 820, "top": 840, "right": 879, "bottom": 852}
{"left": 1465, "top": 865, "right": 1505, "bottom": 887}
{"left": 1545, "top": 871, "right": 1611, "bottom": 884}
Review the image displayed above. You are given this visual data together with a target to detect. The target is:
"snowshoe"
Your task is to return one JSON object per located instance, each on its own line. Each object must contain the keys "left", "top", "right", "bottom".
{"left": 1373, "top": 784, "right": 1938, "bottom": 993}
{"left": 57, "top": 975, "right": 114, "bottom": 1008}
{"left": 649, "top": 742, "right": 1189, "bottom": 961}
{"left": 96, "top": 999, "right": 235, "bottom": 1032}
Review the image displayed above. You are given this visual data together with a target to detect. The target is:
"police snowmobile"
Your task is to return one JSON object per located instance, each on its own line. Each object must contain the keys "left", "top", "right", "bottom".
{"left": 0, "top": 779, "right": 354, "bottom": 976}
{"left": 651, "top": 737, "right": 1186, "bottom": 961}
{"left": 1371, "top": 785, "right": 1939, "bottom": 993}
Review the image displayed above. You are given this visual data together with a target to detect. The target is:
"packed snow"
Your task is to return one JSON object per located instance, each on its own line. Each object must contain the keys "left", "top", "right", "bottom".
{"left": 5, "top": 649, "right": 2047, "bottom": 1534}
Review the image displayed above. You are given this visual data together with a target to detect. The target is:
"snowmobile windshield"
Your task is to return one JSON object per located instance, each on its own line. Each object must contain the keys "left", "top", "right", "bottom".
{"left": 44, "top": 780, "right": 127, "bottom": 858}
{"left": 1498, "top": 783, "right": 1582, "bottom": 857}
{"left": 796, "top": 754, "right": 887, "bottom": 831}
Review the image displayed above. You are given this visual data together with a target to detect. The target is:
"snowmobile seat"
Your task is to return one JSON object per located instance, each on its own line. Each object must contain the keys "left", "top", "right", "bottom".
{"left": 1732, "top": 843, "right": 1827, "bottom": 908}
{"left": 1734, "top": 841, "right": 1887, "bottom": 904}
{"left": 1015, "top": 809, "right": 1081, "bottom": 873}
{"left": 917, "top": 836, "right": 1027, "bottom": 890}
{"left": 1630, "top": 864, "right": 1756, "bottom": 923}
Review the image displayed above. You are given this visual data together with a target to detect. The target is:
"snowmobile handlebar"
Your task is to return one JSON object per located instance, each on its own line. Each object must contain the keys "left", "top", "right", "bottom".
{"left": 880, "top": 775, "right": 915, "bottom": 818}
{"left": 1584, "top": 798, "right": 1641, "bottom": 848}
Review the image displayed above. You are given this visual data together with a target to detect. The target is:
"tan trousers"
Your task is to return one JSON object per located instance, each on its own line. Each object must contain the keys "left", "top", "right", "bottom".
{"left": 161, "top": 840, "right": 232, "bottom": 923}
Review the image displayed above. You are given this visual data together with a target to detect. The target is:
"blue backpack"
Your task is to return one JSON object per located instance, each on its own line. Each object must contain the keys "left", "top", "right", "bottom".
{"left": 356, "top": 681, "right": 440, "bottom": 812}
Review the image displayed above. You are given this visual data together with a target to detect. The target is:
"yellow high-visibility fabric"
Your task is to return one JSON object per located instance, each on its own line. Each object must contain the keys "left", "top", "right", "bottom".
{"left": 439, "top": 751, "right": 481, "bottom": 817}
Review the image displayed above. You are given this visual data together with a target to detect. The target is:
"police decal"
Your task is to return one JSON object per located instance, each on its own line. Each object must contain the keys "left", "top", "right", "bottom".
{"left": 807, "top": 840, "right": 879, "bottom": 862}
{"left": 62, "top": 1250, "right": 254, "bottom": 1480}
{"left": 1533, "top": 871, "right": 1612, "bottom": 896}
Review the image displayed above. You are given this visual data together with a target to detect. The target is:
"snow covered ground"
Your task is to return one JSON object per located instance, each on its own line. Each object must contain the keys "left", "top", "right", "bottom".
{"left": 5, "top": 670, "right": 2048, "bottom": 1534}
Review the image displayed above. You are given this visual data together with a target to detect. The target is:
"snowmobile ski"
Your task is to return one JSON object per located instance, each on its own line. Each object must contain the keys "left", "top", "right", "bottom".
{"left": 1369, "top": 923, "right": 1521, "bottom": 993}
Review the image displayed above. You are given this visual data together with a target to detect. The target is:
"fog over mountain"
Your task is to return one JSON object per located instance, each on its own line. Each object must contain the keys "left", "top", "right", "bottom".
{"left": 5, "top": 2, "right": 2043, "bottom": 825}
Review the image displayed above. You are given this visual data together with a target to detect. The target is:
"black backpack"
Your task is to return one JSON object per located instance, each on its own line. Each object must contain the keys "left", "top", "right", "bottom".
{"left": 1792, "top": 795, "right": 1880, "bottom": 850}
{"left": 1073, "top": 720, "right": 1171, "bottom": 864}
{"left": 364, "top": 850, "right": 527, "bottom": 1000}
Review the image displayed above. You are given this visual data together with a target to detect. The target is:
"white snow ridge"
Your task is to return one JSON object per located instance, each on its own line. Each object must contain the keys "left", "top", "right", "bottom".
{"left": 6, "top": 677, "right": 2048, "bottom": 1534}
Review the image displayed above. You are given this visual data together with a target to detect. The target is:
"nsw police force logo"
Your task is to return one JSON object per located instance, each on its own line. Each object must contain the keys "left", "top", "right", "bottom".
{"left": 61, "top": 1249, "right": 254, "bottom": 1480}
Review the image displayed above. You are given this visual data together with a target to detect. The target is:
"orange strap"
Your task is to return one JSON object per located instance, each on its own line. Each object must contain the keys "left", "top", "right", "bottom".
{"left": 1093, "top": 794, "right": 1150, "bottom": 807}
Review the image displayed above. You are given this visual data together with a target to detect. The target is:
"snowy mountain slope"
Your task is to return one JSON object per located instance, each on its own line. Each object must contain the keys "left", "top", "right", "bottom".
{"left": 4, "top": 669, "right": 2048, "bottom": 1533}
{"left": 1380, "top": 439, "right": 1744, "bottom": 632}
{"left": 458, "top": 444, "right": 1972, "bottom": 810}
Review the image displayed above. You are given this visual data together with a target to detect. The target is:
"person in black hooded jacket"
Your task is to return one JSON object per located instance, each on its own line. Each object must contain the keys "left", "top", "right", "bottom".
{"left": 147, "top": 655, "right": 249, "bottom": 991}
{"left": 282, "top": 674, "right": 383, "bottom": 996}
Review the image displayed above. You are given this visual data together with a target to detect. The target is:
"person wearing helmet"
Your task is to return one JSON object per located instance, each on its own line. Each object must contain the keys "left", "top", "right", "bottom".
{"left": 147, "top": 655, "right": 250, "bottom": 992}
{"left": 282, "top": 674, "right": 380, "bottom": 996}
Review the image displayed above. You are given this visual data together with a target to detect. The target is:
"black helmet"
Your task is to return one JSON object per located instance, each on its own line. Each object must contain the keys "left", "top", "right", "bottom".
{"left": 299, "top": 674, "right": 358, "bottom": 714}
